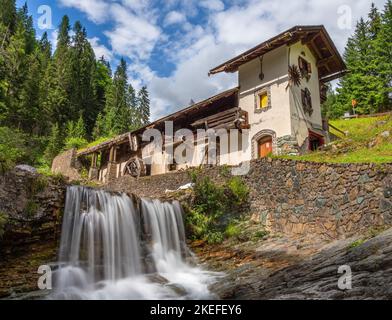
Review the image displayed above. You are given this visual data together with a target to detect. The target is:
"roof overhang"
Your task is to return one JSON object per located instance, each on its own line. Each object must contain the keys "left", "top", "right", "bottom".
{"left": 77, "top": 87, "right": 239, "bottom": 156}
{"left": 209, "top": 25, "right": 347, "bottom": 82}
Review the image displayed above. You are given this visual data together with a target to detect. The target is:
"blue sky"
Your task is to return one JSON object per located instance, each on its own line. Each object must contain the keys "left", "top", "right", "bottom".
{"left": 19, "top": 0, "right": 386, "bottom": 120}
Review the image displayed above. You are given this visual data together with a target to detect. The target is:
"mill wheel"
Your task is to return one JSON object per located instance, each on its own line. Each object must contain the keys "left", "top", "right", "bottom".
{"left": 123, "top": 157, "right": 146, "bottom": 178}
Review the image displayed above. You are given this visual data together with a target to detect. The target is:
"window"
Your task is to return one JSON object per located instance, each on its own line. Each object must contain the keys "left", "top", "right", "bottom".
{"left": 254, "top": 87, "right": 271, "bottom": 113}
{"left": 298, "top": 56, "right": 312, "bottom": 81}
{"left": 301, "top": 88, "right": 313, "bottom": 116}
{"left": 260, "top": 92, "right": 268, "bottom": 109}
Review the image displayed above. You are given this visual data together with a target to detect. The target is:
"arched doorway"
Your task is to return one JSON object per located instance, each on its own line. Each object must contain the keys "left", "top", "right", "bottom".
{"left": 258, "top": 136, "right": 273, "bottom": 158}
{"left": 251, "top": 129, "right": 277, "bottom": 159}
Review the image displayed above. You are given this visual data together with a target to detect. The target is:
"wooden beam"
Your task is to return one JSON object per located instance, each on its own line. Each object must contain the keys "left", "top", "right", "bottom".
{"left": 316, "top": 56, "right": 335, "bottom": 67}
{"left": 301, "top": 32, "right": 318, "bottom": 45}
{"left": 191, "top": 107, "right": 239, "bottom": 127}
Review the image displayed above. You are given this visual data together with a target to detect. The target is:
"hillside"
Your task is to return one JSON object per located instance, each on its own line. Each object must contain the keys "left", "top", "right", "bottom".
{"left": 282, "top": 115, "right": 392, "bottom": 163}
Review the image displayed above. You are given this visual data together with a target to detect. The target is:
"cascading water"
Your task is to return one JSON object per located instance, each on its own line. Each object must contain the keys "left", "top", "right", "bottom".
{"left": 50, "top": 186, "right": 219, "bottom": 300}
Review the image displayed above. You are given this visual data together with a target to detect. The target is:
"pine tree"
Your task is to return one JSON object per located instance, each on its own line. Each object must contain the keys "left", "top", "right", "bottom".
{"left": 95, "top": 56, "right": 112, "bottom": 124}
{"left": 17, "top": 2, "right": 35, "bottom": 54}
{"left": 2, "top": 22, "right": 29, "bottom": 128}
{"left": 69, "top": 21, "right": 97, "bottom": 135}
{"left": 336, "top": 13, "right": 385, "bottom": 116}
{"left": 64, "top": 114, "right": 87, "bottom": 150}
{"left": 101, "top": 58, "right": 133, "bottom": 135}
{"left": 44, "top": 123, "right": 62, "bottom": 163}
{"left": 0, "top": 0, "right": 17, "bottom": 36}
{"left": 43, "top": 15, "right": 72, "bottom": 127}
{"left": 377, "top": 0, "right": 392, "bottom": 110}
{"left": 138, "top": 86, "right": 150, "bottom": 126}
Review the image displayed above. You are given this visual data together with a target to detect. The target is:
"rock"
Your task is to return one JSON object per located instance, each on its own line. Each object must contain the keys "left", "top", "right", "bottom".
{"left": 0, "top": 169, "right": 66, "bottom": 249}
{"left": 14, "top": 165, "right": 37, "bottom": 174}
{"left": 381, "top": 131, "right": 390, "bottom": 138}
{"left": 208, "top": 228, "right": 392, "bottom": 300}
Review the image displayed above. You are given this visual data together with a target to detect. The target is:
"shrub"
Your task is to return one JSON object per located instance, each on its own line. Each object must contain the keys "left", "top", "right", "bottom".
{"left": 227, "top": 177, "right": 249, "bottom": 205}
{"left": 64, "top": 137, "right": 88, "bottom": 151}
{"left": 186, "top": 169, "right": 250, "bottom": 245}
{"left": 219, "top": 165, "right": 231, "bottom": 177}
{"left": 253, "top": 230, "right": 269, "bottom": 240}
{"left": 205, "top": 231, "right": 224, "bottom": 245}
{"left": 225, "top": 222, "right": 241, "bottom": 238}
{"left": 0, "top": 127, "right": 28, "bottom": 173}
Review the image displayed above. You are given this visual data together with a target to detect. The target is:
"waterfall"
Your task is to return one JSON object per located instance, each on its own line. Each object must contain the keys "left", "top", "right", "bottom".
{"left": 51, "top": 186, "right": 219, "bottom": 300}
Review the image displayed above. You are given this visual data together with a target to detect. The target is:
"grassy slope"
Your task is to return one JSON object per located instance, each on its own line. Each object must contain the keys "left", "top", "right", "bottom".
{"left": 279, "top": 115, "right": 392, "bottom": 164}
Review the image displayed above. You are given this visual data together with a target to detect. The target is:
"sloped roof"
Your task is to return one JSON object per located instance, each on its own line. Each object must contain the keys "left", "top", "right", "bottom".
{"left": 77, "top": 87, "right": 239, "bottom": 156}
{"left": 209, "top": 25, "right": 347, "bottom": 81}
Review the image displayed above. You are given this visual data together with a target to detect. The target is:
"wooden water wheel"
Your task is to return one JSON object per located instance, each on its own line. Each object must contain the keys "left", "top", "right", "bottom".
{"left": 123, "top": 157, "right": 146, "bottom": 178}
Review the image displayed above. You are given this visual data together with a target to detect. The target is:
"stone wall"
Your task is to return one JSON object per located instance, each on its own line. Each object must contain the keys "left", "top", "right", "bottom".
{"left": 245, "top": 159, "right": 392, "bottom": 239}
{"left": 0, "top": 167, "right": 67, "bottom": 251}
{"left": 107, "top": 159, "right": 392, "bottom": 239}
{"left": 51, "top": 148, "right": 81, "bottom": 181}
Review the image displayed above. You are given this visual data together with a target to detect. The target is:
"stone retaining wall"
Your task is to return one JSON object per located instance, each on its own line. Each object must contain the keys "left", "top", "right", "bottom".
{"left": 107, "top": 159, "right": 392, "bottom": 239}
{"left": 245, "top": 159, "right": 392, "bottom": 239}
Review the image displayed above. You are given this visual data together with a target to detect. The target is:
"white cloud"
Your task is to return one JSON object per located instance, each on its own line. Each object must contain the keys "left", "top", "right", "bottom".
{"left": 164, "top": 11, "right": 187, "bottom": 26}
{"left": 199, "top": 0, "right": 225, "bottom": 12}
{"left": 49, "top": 29, "right": 58, "bottom": 51}
{"left": 58, "top": 0, "right": 109, "bottom": 24}
{"left": 104, "top": 4, "right": 161, "bottom": 61}
{"left": 59, "top": 0, "right": 387, "bottom": 121}
{"left": 89, "top": 37, "right": 113, "bottom": 61}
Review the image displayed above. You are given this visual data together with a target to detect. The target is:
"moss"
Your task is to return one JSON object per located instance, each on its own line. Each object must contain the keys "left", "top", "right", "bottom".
{"left": 24, "top": 200, "right": 39, "bottom": 217}
{"left": 0, "top": 211, "right": 9, "bottom": 239}
{"left": 30, "top": 175, "right": 49, "bottom": 195}
{"left": 253, "top": 230, "right": 269, "bottom": 241}
{"left": 348, "top": 239, "right": 366, "bottom": 249}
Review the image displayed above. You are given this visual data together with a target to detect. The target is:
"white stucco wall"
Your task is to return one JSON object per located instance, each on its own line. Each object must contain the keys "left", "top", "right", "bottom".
{"left": 117, "top": 41, "right": 325, "bottom": 177}
{"left": 288, "top": 41, "right": 323, "bottom": 147}
{"left": 237, "top": 45, "right": 291, "bottom": 162}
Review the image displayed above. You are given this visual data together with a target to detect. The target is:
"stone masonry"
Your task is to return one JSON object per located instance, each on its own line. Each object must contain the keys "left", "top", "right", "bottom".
{"left": 107, "top": 158, "right": 392, "bottom": 240}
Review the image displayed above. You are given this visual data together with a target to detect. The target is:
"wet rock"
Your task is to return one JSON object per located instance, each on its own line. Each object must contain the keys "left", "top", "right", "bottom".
{"left": 206, "top": 229, "right": 392, "bottom": 300}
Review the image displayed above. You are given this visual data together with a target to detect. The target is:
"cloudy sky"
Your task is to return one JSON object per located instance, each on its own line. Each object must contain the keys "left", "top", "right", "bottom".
{"left": 20, "top": 0, "right": 386, "bottom": 120}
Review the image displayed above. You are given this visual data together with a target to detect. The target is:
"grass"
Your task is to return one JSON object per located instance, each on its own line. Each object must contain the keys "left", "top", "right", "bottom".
{"left": 349, "top": 239, "right": 366, "bottom": 249}
{"left": 279, "top": 115, "right": 392, "bottom": 164}
{"left": 77, "top": 136, "right": 115, "bottom": 153}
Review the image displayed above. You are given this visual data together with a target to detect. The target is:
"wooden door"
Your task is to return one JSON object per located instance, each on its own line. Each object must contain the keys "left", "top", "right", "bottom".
{"left": 258, "top": 137, "right": 272, "bottom": 158}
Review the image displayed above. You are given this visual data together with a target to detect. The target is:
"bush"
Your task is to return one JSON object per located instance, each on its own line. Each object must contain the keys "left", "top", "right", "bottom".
{"left": 186, "top": 169, "right": 250, "bottom": 244}
{"left": 205, "top": 231, "right": 224, "bottom": 245}
{"left": 253, "top": 230, "right": 269, "bottom": 240}
{"left": 0, "top": 127, "right": 28, "bottom": 173}
{"left": 225, "top": 222, "right": 241, "bottom": 238}
{"left": 227, "top": 177, "right": 249, "bottom": 205}
{"left": 64, "top": 137, "right": 88, "bottom": 151}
